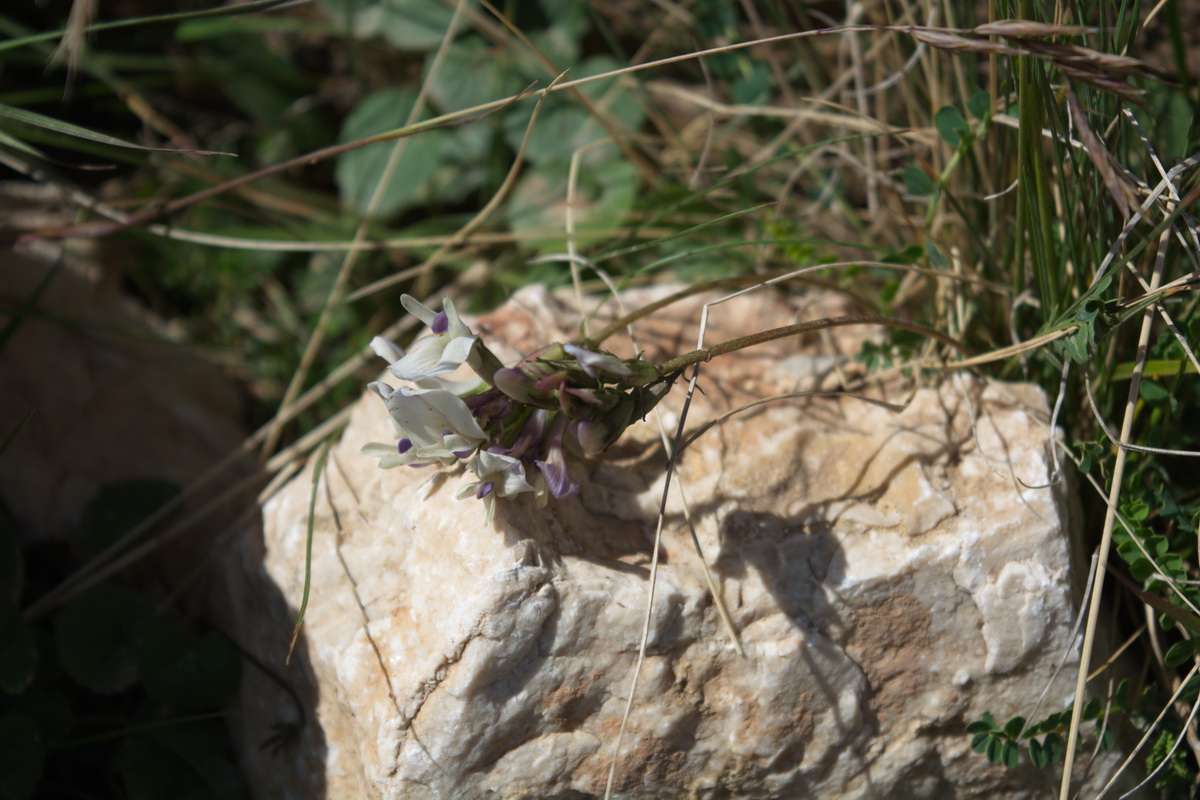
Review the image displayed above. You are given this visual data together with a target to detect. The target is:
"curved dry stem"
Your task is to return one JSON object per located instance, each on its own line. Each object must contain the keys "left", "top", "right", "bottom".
{"left": 1059, "top": 224, "right": 1171, "bottom": 800}
{"left": 656, "top": 313, "right": 965, "bottom": 376}
{"left": 583, "top": 260, "right": 1003, "bottom": 349}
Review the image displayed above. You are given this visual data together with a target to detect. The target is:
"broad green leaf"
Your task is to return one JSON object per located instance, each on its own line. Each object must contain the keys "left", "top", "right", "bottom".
{"left": 507, "top": 157, "right": 638, "bottom": 252}
{"left": 327, "top": 0, "right": 459, "bottom": 51}
{"left": 903, "top": 161, "right": 933, "bottom": 195}
{"left": 80, "top": 478, "right": 180, "bottom": 558}
{"left": 502, "top": 55, "right": 646, "bottom": 166}
{"left": 1164, "top": 639, "right": 1197, "bottom": 668}
{"left": 935, "top": 105, "right": 970, "bottom": 148}
{"left": 0, "top": 104, "right": 231, "bottom": 155}
{"left": 1003, "top": 715, "right": 1026, "bottom": 740}
{"left": 968, "top": 87, "right": 991, "bottom": 120}
{"left": 335, "top": 89, "right": 449, "bottom": 218}
{"left": 53, "top": 586, "right": 152, "bottom": 694}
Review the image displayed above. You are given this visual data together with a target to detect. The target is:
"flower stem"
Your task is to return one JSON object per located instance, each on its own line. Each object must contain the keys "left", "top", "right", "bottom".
{"left": 654, "top": 314, "right": 966, "bottom": 376}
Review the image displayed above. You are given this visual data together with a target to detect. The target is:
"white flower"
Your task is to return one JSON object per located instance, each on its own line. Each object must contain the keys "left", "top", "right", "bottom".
{"left": 368, "top": 380, "right": 486, "bottom": 457}
{"left": 455, "top": 450, "right": 534, "bottom": 525}
{"left": 383, "top": 295, "right": 480, "bottom": 384}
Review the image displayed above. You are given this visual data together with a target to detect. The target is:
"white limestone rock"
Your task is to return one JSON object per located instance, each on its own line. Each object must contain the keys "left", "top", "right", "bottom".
{"left": 234, "top": 285, "right": 1118, "bottom": 798}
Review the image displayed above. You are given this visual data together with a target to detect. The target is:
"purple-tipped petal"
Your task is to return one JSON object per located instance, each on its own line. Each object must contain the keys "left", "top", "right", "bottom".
{"left": 476, "top": 481, "right": 494, "bottom": 499}
{"left": 398, "top": 438, "right": 413, "bottom": 454}
{"left": 431, "top": 310, "right": 449, "bottom": 335}
{"left": 535, "top": 415, "right": 579, "bottom": 498}
{"left": 535, "top": 457, "right": 578, "bottom": 499}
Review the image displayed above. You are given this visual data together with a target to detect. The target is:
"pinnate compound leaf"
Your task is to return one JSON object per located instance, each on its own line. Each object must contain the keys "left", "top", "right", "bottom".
{"left": 1003, "top": 715, "right": 1026, "bottom": 740}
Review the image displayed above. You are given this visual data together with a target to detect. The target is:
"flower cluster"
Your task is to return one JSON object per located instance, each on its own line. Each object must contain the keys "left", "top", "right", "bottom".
{"left": 363, "top": 295, "right": 672, "bottom": 525}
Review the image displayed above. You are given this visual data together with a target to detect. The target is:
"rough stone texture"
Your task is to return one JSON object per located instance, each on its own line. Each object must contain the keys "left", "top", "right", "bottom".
{"left": 234, "top": 285, "right": 1117, "bottom": 799}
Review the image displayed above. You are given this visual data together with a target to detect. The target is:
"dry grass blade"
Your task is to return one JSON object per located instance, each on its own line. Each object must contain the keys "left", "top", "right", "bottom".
{"left": 1059, "top": 226, "right": 1173, "bottom": 800}
{"left": 1067, "top": 88, "right": 1135, "bottom": 219}
{"left": 973, "top": 19, "right": 1095, "bottom": 37}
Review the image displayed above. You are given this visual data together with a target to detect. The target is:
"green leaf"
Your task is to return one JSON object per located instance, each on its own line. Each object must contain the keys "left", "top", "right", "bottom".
{"left": 501, "top": 55, "right": 645, "bottom": 166}
{"left": 1042, "top": 732, "right": 1064, "bottom": 764}
{"left": 1164, "top": 639, "right": 1196, "bottom": 668}
{"left": 968, "top": 87, "right": 991, "bottom": 120}
{"left": 367, "top": 0, "right": 459, "bottom": 51}
{"left": 971, "top": 732, "right": 990, "bottom": 752}
{"left": 334, "top": 89, "right": 449, "bottom": 218}
{"left": 0, "top": 713, "right": 44, "bottom": 800}
{"left": 935, "top": 105, "right": 970, "bottom": 148}
{"left": 0, "top": 600, "right": 37, "bottom": 694}
{"left": 1003, "top": 715, "right": 1026, "bottom": 740}
{"left": 1127, "top": 556, "right": 1153, "bottom": 582}
{"left": 507, "top": 157, "right": 638, "bottom": 253}
{"left": 137, "top": 625, "right": 241, "bottom": 710}
{"left": 1029, "top": 737, "right": 1046, "bottom": 767}
{"left": 79, "top": 479, "right": 180, "bottom": 558}
{"left": 1081, "top": 697, "right": 1103, "bottom": 721}
{"left": 1001, "top": 740, "right": 1020, "bottom": 768}
{"left": 902, "top": 161, "right": 933, "bottom": 195}
{"left": 965, "top": 719, "right": 993, "bottom": 735}
{"left": 53, "top": 586, "right": 152, "bottom": 694}
{"left": 1126, "top": 500, "right": 1150, "bottom": 521}
{"left": 0, "top": 104, "right": 231, "bottom": 156}
{"left": 986, "top": 736, "right": 1004, "bottom": 763}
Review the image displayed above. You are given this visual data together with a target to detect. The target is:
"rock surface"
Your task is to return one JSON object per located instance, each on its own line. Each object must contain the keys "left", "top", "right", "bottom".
{"left": 234, "top": 285, "right": 1115, "bottom": 798}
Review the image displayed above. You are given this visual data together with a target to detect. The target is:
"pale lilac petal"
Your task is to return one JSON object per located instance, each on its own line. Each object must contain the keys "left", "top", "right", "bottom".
{"left": 563, "top": 343, "right": 632, "bottom": 379}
